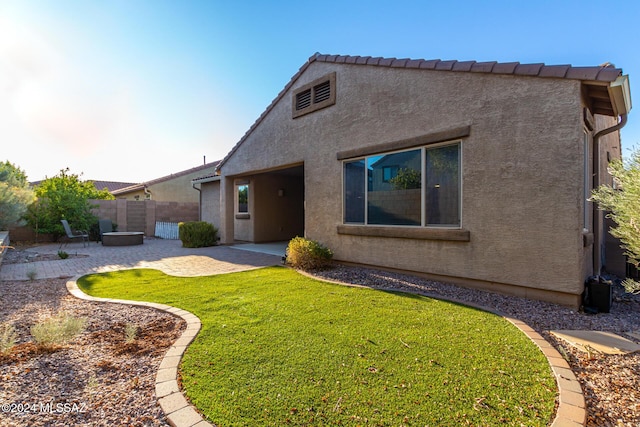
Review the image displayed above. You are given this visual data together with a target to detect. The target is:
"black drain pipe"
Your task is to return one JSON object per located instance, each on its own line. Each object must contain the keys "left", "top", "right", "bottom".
{"left": 592, "top": 113, "right": 628, "bottom": 275}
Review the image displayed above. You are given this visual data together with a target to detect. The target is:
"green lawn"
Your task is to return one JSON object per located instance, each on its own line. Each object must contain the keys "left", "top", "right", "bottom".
{"left": 78, "top": 267, "right": 556, "bottom": 427}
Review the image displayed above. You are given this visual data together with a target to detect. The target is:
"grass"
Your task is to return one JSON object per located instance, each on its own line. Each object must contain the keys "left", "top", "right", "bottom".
{"left": 78, "top": 267, "right": 556, "bottom": 426}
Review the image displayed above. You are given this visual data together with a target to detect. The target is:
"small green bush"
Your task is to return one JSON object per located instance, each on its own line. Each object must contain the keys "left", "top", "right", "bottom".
{"left": 31, "top": 313, "right": 87, "bottom": 348}
{"left": 0, "top": 323, "right": 17, "bottom": 354}
{"left": 57, "top": 250, "right": 69, "bottom": 259}
{"left": 178, "top": 221, "right": 218, "bottom": 248}
{"left": 124, "top": 323, "right": 138, "bottom": 343}
{"left": 285, "top": 236, "right": 333, "bottom": 270}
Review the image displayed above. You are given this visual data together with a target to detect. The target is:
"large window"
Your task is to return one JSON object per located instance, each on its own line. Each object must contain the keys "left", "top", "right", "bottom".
{"left": 343, "top": 143, "right": 461, "bottom": 227}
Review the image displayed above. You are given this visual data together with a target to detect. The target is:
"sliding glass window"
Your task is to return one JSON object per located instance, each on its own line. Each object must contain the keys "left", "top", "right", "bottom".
{"left": 343, "top": 142, "right": 460, "bottom": 227}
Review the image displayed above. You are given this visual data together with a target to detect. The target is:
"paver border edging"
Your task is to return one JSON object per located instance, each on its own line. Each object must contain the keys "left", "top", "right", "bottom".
{"left": 66, "top": 275, "right": 213, "bottom": 427}
{"left": 66, "top": 268, "right": 586, "bottom": 427}
{"left": 297, "top": 269, "right": 586, "bottom": 427}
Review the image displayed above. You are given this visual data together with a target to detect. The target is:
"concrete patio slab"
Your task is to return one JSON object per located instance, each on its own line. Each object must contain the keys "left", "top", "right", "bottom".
{"left": 551, "top": 330, "right": 640, "bottom": 355}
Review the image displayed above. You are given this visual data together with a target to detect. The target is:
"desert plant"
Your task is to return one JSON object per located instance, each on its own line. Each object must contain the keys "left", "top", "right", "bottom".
{"left": 285, "top": 236, "right": 333, "bottom": 270}
{"left": 592, "top": 148, "right": 640, "bottom": 294}
{"left": 0, "top": 323, "right": 18, "bottom": 354}
{"left": 124, "top": 323, "right": 138, "bottom": 344}
{"left": 178, "top": 221, "right": 218, "bottom": 248}
{"left": 57, "top": 250, "right": 69, "bottom": 259}
{"left": 26, "top": 269, "right": 37, "bottom": 281}
{"left": 0, "top": 161, "right": 35, "bottom": 230}
{"left": 31, "top": 313, "right": 87, "bottom": 348}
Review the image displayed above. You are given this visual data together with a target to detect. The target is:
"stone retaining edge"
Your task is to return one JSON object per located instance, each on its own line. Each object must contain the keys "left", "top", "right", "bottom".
{"left": 66, "top": 276, "right": 214, "bottom": 427}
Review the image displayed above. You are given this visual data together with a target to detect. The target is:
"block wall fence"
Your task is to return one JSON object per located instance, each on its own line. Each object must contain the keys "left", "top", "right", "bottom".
{"left": 8, "top": 200, "right": 199, "bottom": 242}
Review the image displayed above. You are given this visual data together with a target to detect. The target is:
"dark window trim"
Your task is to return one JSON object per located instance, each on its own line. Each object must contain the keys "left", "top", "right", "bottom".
{"left": 337, "top": 125, "right": 470, "bottom": 160}
{"left": 292, "top": 72, "right": 336, "bottom": 118}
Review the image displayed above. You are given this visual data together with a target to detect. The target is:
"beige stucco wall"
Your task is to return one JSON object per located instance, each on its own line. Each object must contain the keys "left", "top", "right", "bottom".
{"left": 218, "top": 62, "right": 617, "bottom": 306}
{"left": 199, "top": 180, "right": 221, "bottom": 229}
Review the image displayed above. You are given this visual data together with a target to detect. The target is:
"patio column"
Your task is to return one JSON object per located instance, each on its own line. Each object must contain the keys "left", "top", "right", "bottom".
{"left": 218, "top": 176, "right": 235, "bottom": 244}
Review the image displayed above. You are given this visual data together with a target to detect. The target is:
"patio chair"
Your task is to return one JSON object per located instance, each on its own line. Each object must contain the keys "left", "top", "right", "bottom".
{"left": 98, "top": 219, "right": 114, "bottom": 244}
{"left": 60, "top": 219, "right": 89, "bottom": 248}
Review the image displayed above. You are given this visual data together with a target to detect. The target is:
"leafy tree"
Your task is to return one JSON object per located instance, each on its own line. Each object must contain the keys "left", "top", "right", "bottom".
{"left": 591, "top": 148, "right": 640, "bottom": 294}
{"left": 390, "top": 168, "right": 421, "bottom": 190}
{"left": 0, "top": 161, "right": 35, "bottom": 230}
{"left": 25, "top": 168, "right": 114, "bottom": 237}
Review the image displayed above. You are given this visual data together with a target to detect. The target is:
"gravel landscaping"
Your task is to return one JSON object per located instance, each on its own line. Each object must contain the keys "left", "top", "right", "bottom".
{"left": 1, "top": 246, "right": 639, "bottom": 426}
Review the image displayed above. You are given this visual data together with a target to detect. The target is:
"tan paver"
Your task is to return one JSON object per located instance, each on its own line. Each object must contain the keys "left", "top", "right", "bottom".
{"left": 551, "top": 330, "right": 640, "bottom": 355}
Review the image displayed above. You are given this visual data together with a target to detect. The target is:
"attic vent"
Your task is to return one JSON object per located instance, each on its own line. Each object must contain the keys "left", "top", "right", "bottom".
{"left": 295, "top": 89, "right": 312, "bottom": 110}
{"left": 292, "top": 72, "right": 336, "bottom": 118}
{"left": 313, "top": 81, "right": 331, "bottom": 103}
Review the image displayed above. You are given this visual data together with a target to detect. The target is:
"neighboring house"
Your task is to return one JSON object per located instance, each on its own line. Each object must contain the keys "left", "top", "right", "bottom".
{"left": 92, "top": 180, "right": 139, "bottom": 194}
{"left": 114, "top": 162, "right": 219, "bottom": 203}
{"left": 29, "top": 180, "right": 138, "bottom": 194}
{"left": 198, "top": 53, "right": 632, "bottom": 308}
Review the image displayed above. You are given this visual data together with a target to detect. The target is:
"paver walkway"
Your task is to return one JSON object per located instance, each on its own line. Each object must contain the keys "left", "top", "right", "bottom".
{"left": 0, "top": 238, "right": 283, "bottom": 281}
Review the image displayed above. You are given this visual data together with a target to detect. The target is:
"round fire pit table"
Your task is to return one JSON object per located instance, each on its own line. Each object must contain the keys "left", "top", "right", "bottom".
{"left": 102, "top": 232, "right": 144, "bottom": 246}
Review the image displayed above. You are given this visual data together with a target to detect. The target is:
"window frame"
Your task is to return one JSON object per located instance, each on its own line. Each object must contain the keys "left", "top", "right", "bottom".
{"left": 292, "top": 72, "right": 336, "bottom": 118}
{"left": 342, "top": 140, "right": 462, "bottom": 229}
{"left": 236, "top": 182, "right": 250, "bottom": 219}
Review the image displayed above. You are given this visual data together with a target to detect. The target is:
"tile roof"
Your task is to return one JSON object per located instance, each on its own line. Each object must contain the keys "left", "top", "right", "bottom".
{"left": 112, "top": 161, "right": 220, "bottom": 195}
{"left": 30, "top": 179, "right": 138, "bottom": 193}
{"left": 217, "top": 53, "right": 625, "bottom": 171}
{"left": 91, "top": 181, "right": 139, "bottom": 193}
{"left": 312, "top": 54, "right": 622, "bottom": 82}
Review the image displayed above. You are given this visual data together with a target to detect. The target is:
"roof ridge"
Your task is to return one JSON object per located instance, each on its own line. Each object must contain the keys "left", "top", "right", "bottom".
{"left": 311, "top": 53, "right": 622, "bottom": 82}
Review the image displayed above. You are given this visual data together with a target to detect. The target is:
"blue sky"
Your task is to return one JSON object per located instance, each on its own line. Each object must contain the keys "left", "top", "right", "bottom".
{"left": 1, "top": 0, "right": 638, "bottom": 183}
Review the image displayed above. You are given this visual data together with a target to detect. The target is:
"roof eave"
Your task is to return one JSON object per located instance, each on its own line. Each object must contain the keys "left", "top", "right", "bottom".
{"left": 608, "top": 75, "right": 632, "bottom": 116}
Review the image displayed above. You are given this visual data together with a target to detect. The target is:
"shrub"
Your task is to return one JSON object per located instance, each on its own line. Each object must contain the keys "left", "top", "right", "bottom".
{"left": 178, "top": 221, "right": 218, "bottom": 248}
{"left": 57, "top": 250, "right": 69, "bottom": 259}
{"left": 0, "top": 161, "right": 35, "bottom": 230}
{"left": 31, "top": 313, "right": 87, "bottom": 348}
{"left": 0, "top": 323, "right": 17, "bottom": 354}
{"left": 285, "top": 236, "right": 333, "bottom": 270}
{"left": 124, "top": 323, "right": 138, "bottom": 344}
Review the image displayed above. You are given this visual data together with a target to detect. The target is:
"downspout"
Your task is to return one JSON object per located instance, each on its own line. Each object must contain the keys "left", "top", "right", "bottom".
{"left": 592, "top": 113, "right": 628, "bottom": 275}
{"left": 192, "top": 183, "right": 202, "bottom": 221}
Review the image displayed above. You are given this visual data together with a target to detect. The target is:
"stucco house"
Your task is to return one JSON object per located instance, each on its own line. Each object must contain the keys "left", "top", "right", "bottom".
{"left": 197, "top": 53, "right": 632, "bottom": 308}
{"left": 114, "top": 161, "right": 219, "bottom": 203}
